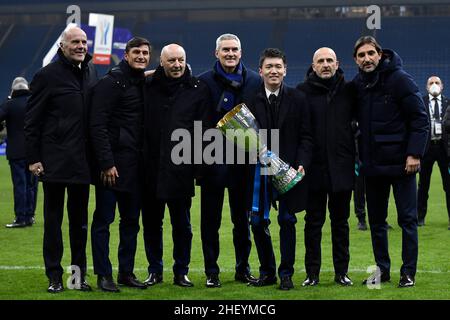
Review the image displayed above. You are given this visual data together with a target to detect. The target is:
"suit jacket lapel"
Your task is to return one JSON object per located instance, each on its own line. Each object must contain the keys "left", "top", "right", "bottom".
{"left": 277, "top": 84, "right": 290, "bottom": 128}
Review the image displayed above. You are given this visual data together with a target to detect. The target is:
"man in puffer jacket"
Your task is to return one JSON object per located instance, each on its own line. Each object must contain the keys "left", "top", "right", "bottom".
{"left": 352, "top": 36, "right": 429, "bottom": 288}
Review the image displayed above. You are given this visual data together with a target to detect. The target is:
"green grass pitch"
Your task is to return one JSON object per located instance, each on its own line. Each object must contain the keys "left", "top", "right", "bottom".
{"left": 0, "top": 156, "right": 449, "bottom": 300}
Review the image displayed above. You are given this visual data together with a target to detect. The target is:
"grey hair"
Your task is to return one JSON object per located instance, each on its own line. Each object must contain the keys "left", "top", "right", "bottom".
{"left": 215, "top": 33, "right": 241, "bottom": 51}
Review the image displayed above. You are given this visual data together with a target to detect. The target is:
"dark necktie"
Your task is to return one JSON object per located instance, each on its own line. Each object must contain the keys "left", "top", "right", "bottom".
{"left": 269, "top": 93, "right": 278, "bottom": 126}
{"left": 433, "top": 97, "right": 440, "bottom": 120}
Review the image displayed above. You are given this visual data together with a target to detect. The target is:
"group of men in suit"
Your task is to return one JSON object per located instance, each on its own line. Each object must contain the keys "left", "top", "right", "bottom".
{"left": 11, "top": 25, "right": 447, "bottom": 293}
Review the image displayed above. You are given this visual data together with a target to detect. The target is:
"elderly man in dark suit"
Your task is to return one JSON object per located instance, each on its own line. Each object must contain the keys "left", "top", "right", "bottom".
{"left": 247, "top": 48, "right": 313, "bottom": 290}
{"left": 25, "top": 26, "right": 98, "bottom": 293}
{"left": 352, "top": 36, "right": 429, "bottom": 288}
{"left": 417, "top": 76, "right": 450, "bottom": 228}
{"left": 0, "top": 77, "right": 38, "bottom": 228}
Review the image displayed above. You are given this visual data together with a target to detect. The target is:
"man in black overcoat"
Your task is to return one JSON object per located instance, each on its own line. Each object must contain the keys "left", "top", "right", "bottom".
{"left": 142, "top": 44, "right": 211, "bottom": 287}
{"left": 24, "top": 27, "right": 98, "bottom": 293}
{"left": 297, "top": 47, "right": 356, "bottom": 287}
{"left": 89, "top": 37, "right": 151, "bottom": 292}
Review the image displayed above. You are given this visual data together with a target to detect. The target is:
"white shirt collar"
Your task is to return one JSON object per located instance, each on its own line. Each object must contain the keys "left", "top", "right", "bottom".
{"left": 429, "top": 93, "right": 442, "bottom": 102}
{"left": 265, "top": 87, "right": 280, "bottom": 100}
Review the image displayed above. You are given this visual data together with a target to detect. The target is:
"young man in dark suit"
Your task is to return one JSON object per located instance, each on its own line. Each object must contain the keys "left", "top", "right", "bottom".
{"left": 417, "top": 76, "right": 450, "bottom": 228}
{"left": 248, "top": 48, "right": 313, "bottom": 290}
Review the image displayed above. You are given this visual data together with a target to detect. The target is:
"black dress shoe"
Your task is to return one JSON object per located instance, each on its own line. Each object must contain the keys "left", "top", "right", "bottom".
{"left": 248, "top": 274, "right": 277, "bottom": 287}
{"left": 144, "top": 273, "right": 163, "bottom": 286}
{"left": 398, "top": 274, "right": 415, "bottom": 288}
{"left": 302, "top": 274, "right": 319, "bottom": 287}
{"left": 174, "top": 274, "right": 194, "bottom": 287}
{"left": 235, "top": 272, "right": 257, "bottom": 284}
{"left": 279, "top": 275, "right": 294, "bottom": 290}
{"left": 97, "top": 275, "right": 120, "bottom": 292}
{"left": 206, "top": 274, "right": 221, "bottom": 288}
{"left": 117, "top": 273, "right": 147, "bottom": 289}
{"left": 335, "top": 274, "right": 353, "bottom": 286}
{"left": 77, "top": 279, "right": 92, "bottom": 291}
{"left": 362, "top": 271, "right": 390, "bottom": 285}
{"left": 5, "top": 219, "right": 28, "bottom": 228}
{"left": 47, "top": 280, "right": 64, "bottom": 293}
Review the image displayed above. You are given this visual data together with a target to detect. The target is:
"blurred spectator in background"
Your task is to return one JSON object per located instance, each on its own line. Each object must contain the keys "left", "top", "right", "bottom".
{"left": 417, "top": 76, "right": 450, "bottom": 228}
{"left": 0, "top": 77, "right": 38, "bottom": 228}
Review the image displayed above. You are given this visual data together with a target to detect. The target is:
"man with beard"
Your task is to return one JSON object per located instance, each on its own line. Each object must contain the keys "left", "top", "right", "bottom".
{"left": 352, "top": 36, "right": 428, "bottom": 288}
{"left": 142, "top": 44, "right": 211, "bottom": 287}
{"left": 90, "top": 37, "right": 151, "bottom": 292}
{"left": 25, "top": 26, "right": 98, "bottom": 293}
{"left": 297, "top": 47, "right": 356, "bottom": 287}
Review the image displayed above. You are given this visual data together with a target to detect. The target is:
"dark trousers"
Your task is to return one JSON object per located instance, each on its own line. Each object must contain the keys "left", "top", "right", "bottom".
{"left": 251, "top": 201, "right": 297, "bottom": 277}
{"left": 142, "top": 195, "right": 192, "bottom": 276}
{"left": 354, "top": 173, "right": 366, "bottom": 221}
{"left": 417, "top": 141, "right": 450, "bottom": 221}
{"left": 304, "top": 190, "right": 351, "bottom": 276}
{"left": 200, "top": 184, "right": 252, "bottom": 276}
{"left": 365, "top": 175, "right": 418, "bottom": 276}
{"left": 91, "top": 186, "right": 141, "bottom": 276}
{"left": 9, "top": 159, "right": 38, "bottom": 222}
{"left": 42, "top": 182, "right": 89, "bottom": 281}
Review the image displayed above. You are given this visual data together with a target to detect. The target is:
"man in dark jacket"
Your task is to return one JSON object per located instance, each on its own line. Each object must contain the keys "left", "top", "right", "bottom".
{"left": 25, "top": 26, "right": 98, "bottom": 293}
{"left": 142, "top": 43, "right": 211, "bottom": 288}
{"left": 0, "top": 77, "right": 38, "bottom": 228}
{"left": 197, "top": 33, "right": 261, "bottom": 287}
{"left": 417, "top": 76, "right": 450, "bottom": 228}
{"left": 297, "top": 47, "right": 355, "bottom": 287}
{"left": 352, "top": 36, "right": 429, "bottom": 288}
{"left": 248, "top": 48, "right": 312, "bottom": 290}
{"left": 89, "top": 37, "right": 150, "bottom": 292}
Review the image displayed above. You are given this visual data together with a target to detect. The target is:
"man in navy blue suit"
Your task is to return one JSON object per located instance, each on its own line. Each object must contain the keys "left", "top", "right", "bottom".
{"left": 352, "top": 36, "right": 429, "bottom": 288}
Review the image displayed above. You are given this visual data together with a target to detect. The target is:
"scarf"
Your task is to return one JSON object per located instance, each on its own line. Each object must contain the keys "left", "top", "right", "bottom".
{"left": 214, "top": 60, "right": 244, "bottom": 111}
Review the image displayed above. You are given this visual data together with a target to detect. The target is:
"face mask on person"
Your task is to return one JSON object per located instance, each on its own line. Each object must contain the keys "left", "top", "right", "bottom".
{"left": 429, "top": 83, "right": 441, "bottom": 96}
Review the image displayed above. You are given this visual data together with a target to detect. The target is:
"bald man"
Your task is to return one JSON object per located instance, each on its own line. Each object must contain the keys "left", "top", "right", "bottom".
{"left": 142, "top": 44, "right": 212, "bottom": 287}
{"left": 25, "top": 26, "right": 98, "bottom": 293}
{"left": 297, "top": 47, "right": 356, "bottom": 287}
{"left": 417, "top": 76, "right": 450, "bottom": 228}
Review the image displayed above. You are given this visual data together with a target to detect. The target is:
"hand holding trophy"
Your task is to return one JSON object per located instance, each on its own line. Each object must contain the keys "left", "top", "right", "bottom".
{"left": 216, "top": 103, "right": 303, "bottom": 194}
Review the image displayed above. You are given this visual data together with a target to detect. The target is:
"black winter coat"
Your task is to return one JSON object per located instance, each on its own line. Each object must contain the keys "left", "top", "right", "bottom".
{"left": 352, "top": 49, "right": 429, "bottom": 176}
{"left": 89, "top": 60, "right": 145, "bottom": 192}
{"left": 25, "top": 49, "right": 98, "bottom": 184}
{"left": 0, "top": 89, "right": 31, "bottom": 160}
{"left": 248, "top": 84, "right": 313, "bottom": 214}
{"left": 145, "top": 66, "right": 212, "bottom": 199}
{"left": 297, "top": 68, "right": 356, "bottom": 192}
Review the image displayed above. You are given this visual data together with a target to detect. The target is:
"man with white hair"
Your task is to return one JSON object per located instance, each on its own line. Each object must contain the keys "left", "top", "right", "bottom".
{"left": 25, "top": 26, "right": 98, "bottom": 293}
{"left": 0, "top": 77, "right": 38, "bottom": 228}
{"left": 197, "top": 33, "right": 261, "bottom": 288}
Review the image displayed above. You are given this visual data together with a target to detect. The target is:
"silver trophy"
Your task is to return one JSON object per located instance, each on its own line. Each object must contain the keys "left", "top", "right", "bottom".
{"left": 216, "top": 103, "right": 303, "bottom": 195}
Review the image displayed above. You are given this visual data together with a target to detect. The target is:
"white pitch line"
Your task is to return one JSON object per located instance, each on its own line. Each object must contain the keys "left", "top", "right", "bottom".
{"left": 1, "top": 266, "right": 450, "bottom": 274}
